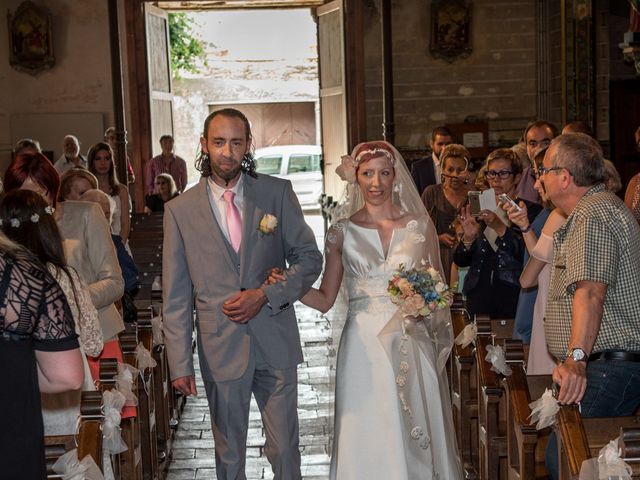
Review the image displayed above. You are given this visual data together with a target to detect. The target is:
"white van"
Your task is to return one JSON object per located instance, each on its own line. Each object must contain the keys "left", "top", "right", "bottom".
{"left": 253, "top": 145, "right": 323, "bottom": 211}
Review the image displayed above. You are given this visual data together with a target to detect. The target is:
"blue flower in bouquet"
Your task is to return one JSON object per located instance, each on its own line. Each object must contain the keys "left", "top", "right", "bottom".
{"left": 387, "top": 262, "right": 453, "bottom": 317}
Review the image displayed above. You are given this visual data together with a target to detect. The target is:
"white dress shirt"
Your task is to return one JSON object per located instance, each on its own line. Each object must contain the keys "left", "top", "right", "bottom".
{"left": 207, "top": 175, "right": 244, "bottom": 245}
{"left": 432, "top": 152, "right": 442, "bottom": 184}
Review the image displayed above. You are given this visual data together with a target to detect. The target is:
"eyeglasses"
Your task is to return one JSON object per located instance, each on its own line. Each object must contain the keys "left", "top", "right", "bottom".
{"left": 537, "top": 166, "right": 564, "bottom": 176}
{"left": 485, "top": 169, "right": 514, "bottom": 180}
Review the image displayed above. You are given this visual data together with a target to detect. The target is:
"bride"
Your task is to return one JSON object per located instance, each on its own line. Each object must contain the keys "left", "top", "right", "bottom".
{"left": 271, "top": 141, "right": 462, "bottom": 478}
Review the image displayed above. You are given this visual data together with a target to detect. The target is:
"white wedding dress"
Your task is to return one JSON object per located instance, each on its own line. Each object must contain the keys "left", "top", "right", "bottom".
{"left": 328, "top": 216, "right": 463, "bottom": 480}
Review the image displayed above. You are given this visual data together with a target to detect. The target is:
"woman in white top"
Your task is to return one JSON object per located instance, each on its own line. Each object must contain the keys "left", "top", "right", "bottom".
{"left": 88, "top": 141, "right": 131, "bottom": 243}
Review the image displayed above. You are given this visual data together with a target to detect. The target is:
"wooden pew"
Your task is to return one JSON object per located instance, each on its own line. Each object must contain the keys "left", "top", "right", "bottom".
{"left": 44, "top": 391, "right": 104, "bottom": 476}
{"left": 555, "top": 405, "right": 640, "bottom": 480}
{"left": 449, "top": 295, "right": 479, "bottom": 478}
{"left": 100, "top": 356, "right": 143, "bottom": 480}
{"left": 129, "top": 209, "right": 187, "bottom": 471}
{"left": 503, "top": 346, "right": 552, "bottom": 479}
{"left": 474, "top": 316, "right": 518, "bottom": 480}
{"left": 138, "top": 307, "right": 172, "bottom": 470}
{"left": 122, "top": 324, "right": 160, "bottom": 480}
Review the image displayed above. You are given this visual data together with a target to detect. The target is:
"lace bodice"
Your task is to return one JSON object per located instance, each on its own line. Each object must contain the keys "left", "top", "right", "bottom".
{"left": 328, "top": 216, "right": 438, "bottom": 301}
{"left": 0, "top": 249, "right": 76, "bottom": 344}
{"left": 48, "top": 264, "right": 103, "bottom": 357}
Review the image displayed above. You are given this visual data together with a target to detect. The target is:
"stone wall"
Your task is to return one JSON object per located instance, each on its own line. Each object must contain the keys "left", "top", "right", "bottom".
{"left": 362, "top": 0, "right": 538, "bottom": 150}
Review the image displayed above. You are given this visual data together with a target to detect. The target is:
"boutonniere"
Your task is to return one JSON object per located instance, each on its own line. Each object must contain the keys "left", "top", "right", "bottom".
{"left": 258, "top": 214, "right": 278, "bottom": 235}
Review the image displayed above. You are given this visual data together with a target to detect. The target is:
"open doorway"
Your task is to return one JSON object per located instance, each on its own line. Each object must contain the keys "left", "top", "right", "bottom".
{"left": 126, "top": 0, "right": 352, "bottom": 213}
{"left": 146, "top": 7, "right": 322, "bottom": 211}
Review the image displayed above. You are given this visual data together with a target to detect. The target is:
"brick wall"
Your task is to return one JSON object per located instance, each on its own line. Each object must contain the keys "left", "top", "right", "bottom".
{"left": 363, "top": 0, "right": 539, "bottom": 149}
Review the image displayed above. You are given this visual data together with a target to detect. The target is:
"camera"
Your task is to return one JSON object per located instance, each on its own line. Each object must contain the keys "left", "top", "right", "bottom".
{"left": 498, "top": 193, "right": 522, "bottom": 212}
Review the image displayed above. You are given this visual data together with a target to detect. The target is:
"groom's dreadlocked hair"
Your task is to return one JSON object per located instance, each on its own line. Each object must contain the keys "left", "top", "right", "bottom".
{"left": 194, "top": 108, "right": 257, "bottom": 178}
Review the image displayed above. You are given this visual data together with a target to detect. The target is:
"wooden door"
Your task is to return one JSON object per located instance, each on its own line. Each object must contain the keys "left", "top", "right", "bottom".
{"left": 316, "top": 0, "right": 348, "bottom": 201}
{"left": 145, "top": 4, "right": 174, "bottom": 159}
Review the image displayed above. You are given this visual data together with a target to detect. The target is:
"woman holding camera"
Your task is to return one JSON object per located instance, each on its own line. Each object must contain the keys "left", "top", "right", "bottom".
{"left": 454, "top": 148, "right": 541, "bottom": 318}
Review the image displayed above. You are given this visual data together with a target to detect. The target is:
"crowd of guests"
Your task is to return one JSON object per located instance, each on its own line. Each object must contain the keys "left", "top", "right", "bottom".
{"left": 414, "top": 121, "right": 640, "bottom": 479}
{"left": 2, "top": 121, "right": 639, "bottom": 478}
{"left": 0, "top": 129, "right": 185, "bottom": 478}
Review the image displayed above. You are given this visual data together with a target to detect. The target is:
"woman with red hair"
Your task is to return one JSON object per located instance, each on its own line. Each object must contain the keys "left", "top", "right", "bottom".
{"left": 269, "top": 141, "right": 462, "bottom": 478}
{"left": 4, "top": 152, "right": 124, "bottom": 364}
{"left": 4, "top": 151, "right": 60, "bottom": 206}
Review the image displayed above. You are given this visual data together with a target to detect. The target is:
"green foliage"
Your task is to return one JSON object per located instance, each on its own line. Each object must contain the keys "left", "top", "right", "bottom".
{"left": 168, "top": 13, "right": 206, "bottom": 79}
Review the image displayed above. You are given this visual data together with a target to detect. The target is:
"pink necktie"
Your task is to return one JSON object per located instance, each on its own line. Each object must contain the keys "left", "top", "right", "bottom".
{"left": 223, "top": 190, "right": 242, "bottom": 252}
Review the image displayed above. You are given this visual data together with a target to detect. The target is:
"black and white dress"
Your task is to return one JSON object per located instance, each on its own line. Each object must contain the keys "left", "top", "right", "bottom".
{"left": 0, "top": 249, "right": 78, "bottom": 480}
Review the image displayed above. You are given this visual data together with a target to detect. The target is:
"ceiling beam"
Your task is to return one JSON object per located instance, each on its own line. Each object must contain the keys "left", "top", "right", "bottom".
{"left": 155, "top": 0, "right": 324, "bottom": 10}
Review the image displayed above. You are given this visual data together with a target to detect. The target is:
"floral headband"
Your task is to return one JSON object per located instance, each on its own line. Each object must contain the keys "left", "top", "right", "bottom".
{"left": 0, "top": 205, "right": 55, "bottom": 228}
{"left": 336, "top": 148, "right": 396, "bottom": 184}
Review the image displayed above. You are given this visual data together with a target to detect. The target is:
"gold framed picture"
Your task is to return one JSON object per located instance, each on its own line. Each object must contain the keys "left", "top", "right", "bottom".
{"left": 430, "top": 0, "right": 473, "bottom": 63}
{"left": 8, "top": 1, "right": 55, "bottom": 75}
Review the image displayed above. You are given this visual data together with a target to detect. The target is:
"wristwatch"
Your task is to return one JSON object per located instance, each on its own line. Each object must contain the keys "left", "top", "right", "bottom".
{"left": 567, "top": 347, "right": 587, "bottom": 362}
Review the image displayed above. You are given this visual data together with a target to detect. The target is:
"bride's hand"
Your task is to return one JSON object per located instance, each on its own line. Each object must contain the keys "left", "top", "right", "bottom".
{"left": 263, "top": 267, "right": 286, "bottom": 286}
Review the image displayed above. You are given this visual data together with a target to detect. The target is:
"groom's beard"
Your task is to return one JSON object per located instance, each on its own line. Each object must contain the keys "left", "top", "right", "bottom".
{"left": 211, "top": 160, "right": 242, "bottom": 186}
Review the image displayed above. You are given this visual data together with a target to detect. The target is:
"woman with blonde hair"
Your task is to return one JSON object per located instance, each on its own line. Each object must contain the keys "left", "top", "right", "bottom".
{"left": 59, "top": 167, "right": 99, "bottom": 201}
{"left": 454, "top": 148, "right": 542, "bottom": 317}
{"left": 144, "top": 172, "right": 179, "bottom": 213}
{"left": 421, "top": 144, "right": 472, "bottom": 283}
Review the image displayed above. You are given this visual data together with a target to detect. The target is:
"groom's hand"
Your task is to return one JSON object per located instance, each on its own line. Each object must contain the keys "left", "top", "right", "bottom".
{"left": 222, "top": 288, "right": 268, "bottom": 324}
{"left": 172, "top": 375, "right": 197, "bottom": 397}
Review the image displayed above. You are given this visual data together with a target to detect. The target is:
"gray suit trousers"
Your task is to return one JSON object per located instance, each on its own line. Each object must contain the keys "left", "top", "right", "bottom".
{"left": 201, "top": 344, "right": 302, "bottom": 480}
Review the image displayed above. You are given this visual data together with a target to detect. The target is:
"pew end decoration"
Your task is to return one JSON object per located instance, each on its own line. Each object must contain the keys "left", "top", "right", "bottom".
{"left": 579, "top": 436, "right": 633, "bottom": 480}
{"left": 485, "top": 343, "right": 512, "bottom": 376}
{"left": 454, "top": 321, "right": 477, "bottom": 349}
{"left": 528, "top": 387, "right": 560, "bottom": 430}
{"left": 51, "top": 448, "right": 104, "bottom": 480}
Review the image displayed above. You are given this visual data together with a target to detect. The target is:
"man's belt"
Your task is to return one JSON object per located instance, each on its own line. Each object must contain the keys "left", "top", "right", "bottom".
{"left": 588, "top": 351, "right": 640, "bottom": 363}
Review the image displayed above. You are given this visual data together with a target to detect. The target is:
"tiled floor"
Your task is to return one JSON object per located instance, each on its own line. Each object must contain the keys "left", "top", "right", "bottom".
{"left": 166, "top": 214, "right": 332, "bottom": 480}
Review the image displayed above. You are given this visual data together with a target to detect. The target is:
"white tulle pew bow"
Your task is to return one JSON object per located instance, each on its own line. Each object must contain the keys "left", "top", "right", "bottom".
{"left": 135, "top": 342, "right": 157, "bottom": 370}
{"left": 51, "top": 448, "right": 104, "bottom": 480}
{"left": 454, "top": 322, "right": 477, "bottom": 349}
{"left": 485, "top": 343, "right": 512, "bottom": 376}
{"left": 102, "top": 389, "right": 128, "bottom": 454}
{"left": 579, "top": 437, "right": 633, "bottom": 480}
{"left": 115, "top": 362, "right": 139, "bottom": 407}
{"left": 528, "top": 388, "right": 560, "bottom": 430}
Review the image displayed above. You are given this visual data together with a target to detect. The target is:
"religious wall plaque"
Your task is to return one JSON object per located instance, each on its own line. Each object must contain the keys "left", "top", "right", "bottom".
{"left": 430, "top": 0, "right": 472, "bottom": 63}
{"left": 8, "top": 1, "right": 55, "bottom": 75}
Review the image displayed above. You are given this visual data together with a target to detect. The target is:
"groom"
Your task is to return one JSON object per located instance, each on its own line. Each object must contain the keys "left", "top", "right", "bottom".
{"left": 162, "top": 108, "right": 322, "bottom": 479}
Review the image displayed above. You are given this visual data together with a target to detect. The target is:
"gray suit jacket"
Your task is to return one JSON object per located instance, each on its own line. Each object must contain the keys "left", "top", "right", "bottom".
{"left": 162, "top": 174, "right": 322, "bottom": 383}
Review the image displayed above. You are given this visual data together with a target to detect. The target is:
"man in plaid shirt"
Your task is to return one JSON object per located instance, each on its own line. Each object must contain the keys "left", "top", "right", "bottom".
{"left": 540, "top": 133, "right": 640, "bottom": 479}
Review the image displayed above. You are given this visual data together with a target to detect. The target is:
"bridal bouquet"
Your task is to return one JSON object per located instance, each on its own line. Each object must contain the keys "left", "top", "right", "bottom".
{"left": 387, "top": 263, "right": 453, "bottom": 317}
